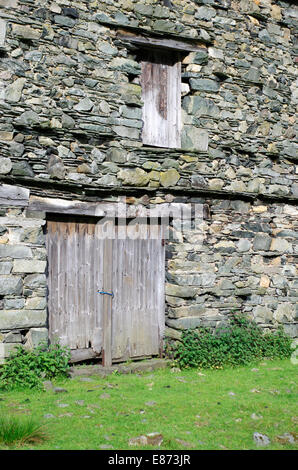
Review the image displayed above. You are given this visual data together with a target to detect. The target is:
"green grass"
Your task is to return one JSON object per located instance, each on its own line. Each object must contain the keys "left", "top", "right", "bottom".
{"left": 0, "top": 359, "right": 297, "bottom": 450}
{"left": 0, "top": 414, "right": 47, "bottom": 447}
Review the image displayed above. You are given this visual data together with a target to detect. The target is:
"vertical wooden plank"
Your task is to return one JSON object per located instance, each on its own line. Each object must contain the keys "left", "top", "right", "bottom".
{"left": 68, "top": 220, "right": 78, "bottom": 349}
{"left": 111, "top": 234, "right": 127, "bottom": 360}
{"left": 157, "top": 223, "right": 166, "bottom": 355}
{"left": 93, "top": 221, "right": 104, "bottom": 353}
{"left": 168, "top": 59, "right": 181, "bottom": 148}
{"left": 141, "top": 60, "right": 154, "bottom": 146}
{"left": 102, "top": 221, "right": 113, "bottom": 367}
{"left": 58, "top": 221, "right": 67, "bottom": 346}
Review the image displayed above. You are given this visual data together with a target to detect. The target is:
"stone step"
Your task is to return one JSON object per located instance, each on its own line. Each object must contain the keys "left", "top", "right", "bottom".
{"left": 70, "top": 358, "right": 169, "bottom": 378}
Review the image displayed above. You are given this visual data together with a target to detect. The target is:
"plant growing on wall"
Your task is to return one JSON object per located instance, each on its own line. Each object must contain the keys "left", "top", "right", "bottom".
{"left": 173, "top": 314, "right": 293, "bottom": 369}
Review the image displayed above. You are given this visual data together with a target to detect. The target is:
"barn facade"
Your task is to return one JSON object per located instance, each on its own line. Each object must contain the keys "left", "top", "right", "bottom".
{"left": 0, "top": 0, "right": 297, "bottom": 365}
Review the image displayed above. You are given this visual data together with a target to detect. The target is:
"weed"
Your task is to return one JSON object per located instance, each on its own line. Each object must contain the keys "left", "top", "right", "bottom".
{"left": 0, "top": 341, "right": 71, "bottom": 391}
{"left": 174, "top": 313, "right": 292, "bottom": 369}
{"left": 0, "top": 414, "right": 47, "bottom": 447}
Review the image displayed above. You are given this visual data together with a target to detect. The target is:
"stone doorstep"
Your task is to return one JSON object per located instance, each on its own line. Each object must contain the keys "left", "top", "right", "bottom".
{"left": 69, "top": 358, "right": 169, "bottom": 378}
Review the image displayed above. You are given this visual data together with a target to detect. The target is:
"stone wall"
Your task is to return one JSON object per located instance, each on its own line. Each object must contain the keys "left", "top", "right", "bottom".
{"left": 0, "top": 0, "right": 297, "bottom": 360}
{"left": 0, "top": 186, "right": 47, "bottom": 363}
{"left": 0, "top": 0, "right": 297, "bottom": 194}
{"left": 166, "top": 198, "right": 298, "bottom": 341}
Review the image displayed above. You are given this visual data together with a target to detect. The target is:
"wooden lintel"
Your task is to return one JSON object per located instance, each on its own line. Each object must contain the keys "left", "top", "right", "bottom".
{"left": 117, "top": 32, "right": 206, "bottom": 53}
{"left": 28, "top": 196, "right": 106, "bottom": 217}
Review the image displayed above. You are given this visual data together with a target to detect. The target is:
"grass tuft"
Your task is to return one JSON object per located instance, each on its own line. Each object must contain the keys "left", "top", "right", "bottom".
{"left": 0, "top": 414, "right": 47, "bottom": 447}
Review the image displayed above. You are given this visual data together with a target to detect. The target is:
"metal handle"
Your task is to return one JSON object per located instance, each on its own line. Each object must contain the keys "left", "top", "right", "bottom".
{"left": 98, "top": 290, "right": 114, "bottom": 298}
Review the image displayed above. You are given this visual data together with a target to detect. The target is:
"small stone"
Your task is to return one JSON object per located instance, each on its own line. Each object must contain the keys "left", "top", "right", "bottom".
{"left": 276, "top": 433, "right": 296, "bottom": 445}
{"left": 253, "top": 432, "right": 270, "bottom": 447}
{"left": 44, "top": 414, "right": 55, "bottom": 419}
{"left": 237, "top": 239, "right": 251, "bottom": 252}
{"left": 5, "top": 78, "right": 26, "bottom": 103}
{"left": 10, "top": 142, "right": 24, "bottom": 157}
{"left": 0, "top": 131, "right": 13, "bottom": 141}
{"left": 54, "top": 387, "right": 68, "bottom": 394}
{"left": 129, "top": 433, "right": 163, "bottom": 447}
{"left": 175, "top": 439, "right": 193, "bottom": 448}
{"left": 77, "top": 163, "right": 91, "bottom": 174}
{"left": 208, "top": 178, "right": 224, "bottom": 190}
{"left": 74, "top": 98, "right": 94, "bottom": 112}
{"left": 99, "top": 100, "right": 111, "bottom": 114}
{"left": 75, "top": 400, "right": 85, "bottom": 406}
{"left": 39, "top": 136, "right": 55, "bottom": 146}
{"left": 189, "top": 78, "right": 220, "bottom": 92}
{"left": 43, "top": 380, "right": 53, "bottom": 391}
{"left": 57, "top": 403, "right": 69, "bottom": 408}
{"left": 0, "top": 276, "right": 23, "bottom": 296}
{"left": 91, "top": 148, "right": 105, "bottom": 162}
{"left": 251, "top": 413, "right": 263, "bottom": 420}
{"left": 182, "top": 127, "right": 208, "bottom": 152}
{"left": 260, "top": 275, "right": 270, "bottom": 288}
{"left": 253, "top": 206, "right": 267, "bottom": 213}
{"left": 145, "top": 401, "right": 157, "bottom": 407}
{"left": 15, "top": 111, "right": 41, "bottom": 127}
{"left": 271, "top": 5, "right": 282, "bottom": 20}
{"left": 13, "top": 260, "right": 46, "bottom": 274}
{"left": 100, "top": 393, "right": 110, "bottom": 399}
{"left": 118, "top": 168, "right": 149, "bottom": 187}
{"left": 270, "top": 238, "right": 291, "bottom": 253}
{"left": 0, "top": 157, "right": 12, "bottom": 175}
{"left": 62, "top": 114, "right": 75, "bottom": 129}
{"left": 12, "top": 24, "right": 40, "bottom": 40}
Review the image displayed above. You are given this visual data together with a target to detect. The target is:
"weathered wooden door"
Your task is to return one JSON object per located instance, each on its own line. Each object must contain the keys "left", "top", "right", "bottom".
{"left": 47, "top": 216, "right": 104, "bottom": 361}
{"left": 110, "top": 222, "right": 165, "bottom": 363}
{"left": 46, "top": 216, "right": 165, "bottom": 364}
{"left": 141, "top": 50, "right": 181, "bottom": 148}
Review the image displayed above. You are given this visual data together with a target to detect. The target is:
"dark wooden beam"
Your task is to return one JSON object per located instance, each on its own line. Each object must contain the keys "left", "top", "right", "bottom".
{"left": 117, "top": 32, "right": 206, "bottom": 53}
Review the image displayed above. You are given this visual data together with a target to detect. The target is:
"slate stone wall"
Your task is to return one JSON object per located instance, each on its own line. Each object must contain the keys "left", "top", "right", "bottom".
{"left": 0, "top": 0, "right": 297, "bottom": 360}
{"left": 0, "top": 194, "right": 47, "bottom": 363}
{"left": 166, "top": 198, "right": 298, "bottom": 341}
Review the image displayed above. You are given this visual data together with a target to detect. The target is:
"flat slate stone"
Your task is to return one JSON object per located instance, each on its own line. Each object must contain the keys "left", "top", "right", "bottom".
{"left": 70, "top": 358, "right": 168, "bottom": 378}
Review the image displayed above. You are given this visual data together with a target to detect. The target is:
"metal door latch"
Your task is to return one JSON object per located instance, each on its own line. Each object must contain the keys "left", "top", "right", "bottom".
{"left": 98, "top": 290, "right": 114, "bottom": 298}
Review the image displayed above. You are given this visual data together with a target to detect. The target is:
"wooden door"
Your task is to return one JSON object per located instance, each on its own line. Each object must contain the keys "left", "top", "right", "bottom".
{"left": 46, "top": 216, "right": 165, "bottom": 364}
{"left": 111, "top": 222, "right": 165, "bottom": 363}
{"left": 141, "top": 50, "right": 181, "bottom": 148}
{"left": 47, "top": 216, "right": 104, "bottom": 361}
